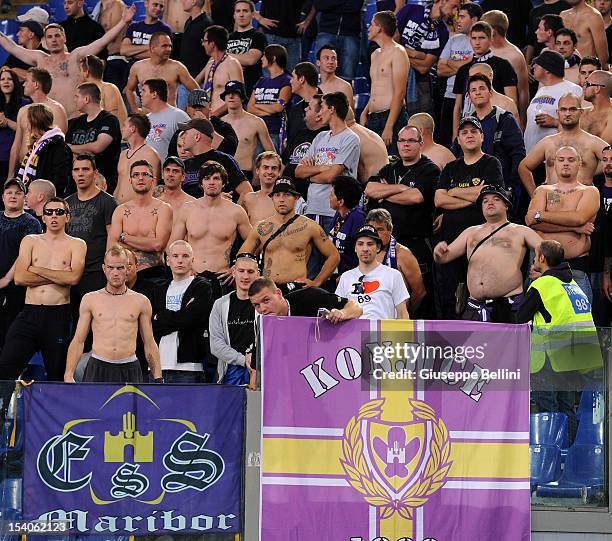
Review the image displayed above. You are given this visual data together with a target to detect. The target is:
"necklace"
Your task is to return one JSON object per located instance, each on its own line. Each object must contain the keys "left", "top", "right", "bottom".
{"left": 126, "top": 143, "right": 146, "bottom": 160}
{"left": 105, "top": 286, "right": 128, "bottom": 296}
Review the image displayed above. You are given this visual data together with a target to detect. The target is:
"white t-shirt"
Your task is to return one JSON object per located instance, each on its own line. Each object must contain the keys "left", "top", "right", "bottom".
{"left": 524, "top": 79, "right": 583, "bottom": 152}
{"left": 336, "top": 263, "right": 409, "bottom": 320}
{"left": 159, "top": 276, "right": 201, "bottom": 371}
{"left": 146, "top": 105, "right": 190, "bottom": 163}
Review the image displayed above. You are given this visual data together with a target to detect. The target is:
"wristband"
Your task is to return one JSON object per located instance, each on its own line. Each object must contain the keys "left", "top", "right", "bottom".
{"left": 278, "top": 98, "right": 286, "bottom": 106}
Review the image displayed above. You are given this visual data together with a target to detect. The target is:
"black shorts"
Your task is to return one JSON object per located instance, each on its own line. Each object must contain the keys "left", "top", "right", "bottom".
{"left": 84, "top": 357, "right": 144, "bottom": 383}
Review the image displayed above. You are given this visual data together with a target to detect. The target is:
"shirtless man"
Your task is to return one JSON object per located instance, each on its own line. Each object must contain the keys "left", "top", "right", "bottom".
{"left": 8, "top": 67, "right": 68, "bottom": 177}
{"left": 108, "top": 160, "right": 173, "bottom": 271}
{"left": 79, "top": 54, "right": 128, "bottom": 125}
{"left": 360, "top": 11, "right": 409, "bottom": 153}
{"left": 562, "top": 0, "right": 609, "bottom": 68}
{"left": 116, "top": 113, "right": 161, "bottom": 203}
{"left": 196, "top": 25, "right": 244, "bottom": 118}
{"left": 346, "top": 108, "right": 389, "bottom": 184}
{"left": 581, "top": 70, "right": 612, "bottom": 144}
{"left": 164, "top": 0, "right": 189, "bottom": 33}
{"left": 170, "top": 160, "right": 252, "bottom": 275}
{"left": 0, "top": 197, "right": 86, "bottom": 380}
{"left": 434, "top": 186, "right": 542, "bottom": 322}
{"left": 468, "top": 63, "right": 520, "bottom": 122}
{"left": 526, "top": 145, "right": 600, "bottom": 299}
{"left": 125, "top": 32, "right": 198, "bottom": 110}
{"left": 408, "top": 112, "right": 456, "bottom": 171}
{"left": 156, "top": 155, "right": 196, "bottom": 210}
{"left": 519, "top": 94, "right": 608, "bottom": 196}
{"left": 221, "top": 80, "right": 274, "bottom": 176}
{"left": 317, "top": 45, "right": 354, "bottom": 107}
{"left": 240, "top": 178, "right": 340, "bottom": 290}
{"left": 99, "top": 0, "right": 127, "bottom": 63}
{"left": 0, "top": 7, "right": 136, "bottom": 118}
{"left": 64, "top": 244, "right": 162, "bottom": 383}
{"left": 243, "top": 151, "right": 282, "bottom": 225}
{"left": 481, "top": 10, "right": 529, "bottom": 125}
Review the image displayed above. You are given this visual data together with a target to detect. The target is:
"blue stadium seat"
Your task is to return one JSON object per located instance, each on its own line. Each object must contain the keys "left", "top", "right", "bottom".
{"left": 536, "top": 444, "right": 604, "bottom": 501}
{"left": 575, "top": 417, "right": 604, "bottom": 445}
{"left": 355, "top": 62, "right": 367, "bottom": 78}
{"left": 365, "top": 2, "right": 377, "bottom": 25}
{"left": 354, "top": 93, "right": 369, "bottom": 118}
{"left": 352, "top": 76, "right": 369, "bottom": 95}
{"left": 530, "top": 412, "right": 569, "bottom": 449}
{"left": 133, "top": 1, "right": 146, "bottom": 19}
{"left": 0, "top": 478, "right": 22, "bottom": 517}
{"left": 530, "top": 444, "right": 562, "bottom": 493}
{"left": 576, "top": 390, "right": 604, "bottom": 420}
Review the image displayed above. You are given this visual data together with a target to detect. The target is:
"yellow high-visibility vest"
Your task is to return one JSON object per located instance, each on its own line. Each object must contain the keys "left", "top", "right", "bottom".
{"left": 529, "top": 275, "right": 602, "bottom": 373}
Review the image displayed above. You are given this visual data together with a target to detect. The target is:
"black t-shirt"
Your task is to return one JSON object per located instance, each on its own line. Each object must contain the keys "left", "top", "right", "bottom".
{"left": 180, "top": 12, "right": 213, "bottom": 76}
{"left": 453, "top": 55, "right": 517, "bottom": 97}
{"left": 167, "top": 115, "right": 238, "bottom": 159}
{"left": 281, "top": 126, "right": 325, "bottom": 199}
{"left": 260, "top": 0, "right": 304, "bottom": 38}
{"left": 66, "top": 111, "right": 121, "bottom": 192}
{"left": 60, "top": 14, "right": 105, "bottom": 52}
{"left": 183, "top": 149, "right": 247, "bottom": 199}
{"left": 437, "top": 154, "right": 504, "bottom": 243}
{"left": 227, "top": 28, "right": 267, "bottom": 97}
{"left": 528, "top": 1, "right": 569, "bottom": 51}
{"left": 368, "top": 156, "right": 440, "bottom": 242}
{"left": 607, "top": 25, "right": 612, "bottom": 63}
{"left": 66, "top": 190, "right": 117, "bottom": 274}
{"left": 0, "top": 211, "right": 42, "bottom": 277}
{"left": 227, "top": 292, "right": 256, "bottom": 354}
{"left": 286, "top": 287, "right": 348, "bottom": 317}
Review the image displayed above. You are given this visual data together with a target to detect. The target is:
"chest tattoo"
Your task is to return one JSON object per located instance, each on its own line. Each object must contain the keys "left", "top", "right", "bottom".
{"left": 257, "top": 221, "right": 274, "bottom": 236}
{"left": 123, "top": 207, "right": 132, "bottom": 217}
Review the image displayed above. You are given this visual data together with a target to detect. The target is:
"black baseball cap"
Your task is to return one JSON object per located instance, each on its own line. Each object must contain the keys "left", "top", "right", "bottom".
{"left": 477, "top": 185, "right": 512, "bottom": 209}
{"left": 163, "top": 156, "right": 185, "bottom": 170}
{"left": 177, "top": 118, "right": 214, "bottom": 138}
{"left": 458, "top": 116, "right": 483, "bottom": 132}
{"left": 187, "top": 89, "right": 209, "bottom": 108}
{"left": 220, "top": 80, "right": 247, "bottom": 101}
{"left": 269, "top": 177, "right": 301, "bottom": 197}
{"left": 3, "top": 178, "right": 26, "bottom": 193}
{"left": 18, "top": 20, "right": 44, "bottom": 38}
{"left": 354, "top": 225, "right": 383, "bottom": 251}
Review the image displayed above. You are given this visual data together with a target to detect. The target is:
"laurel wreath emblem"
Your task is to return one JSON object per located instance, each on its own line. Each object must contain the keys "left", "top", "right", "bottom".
{"left": 339, "top": 398, "right": 452, "bottom": 519}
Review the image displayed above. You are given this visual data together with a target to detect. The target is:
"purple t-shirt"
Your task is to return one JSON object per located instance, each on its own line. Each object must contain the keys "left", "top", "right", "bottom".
{"left": 396, "top": 4, "right": 450, "bottom": 82}
{"left": 125, "top": 20, "right": 172, "bottom": 48}
{"left": 252, "top": 72, "right": 291, "bottom": 135}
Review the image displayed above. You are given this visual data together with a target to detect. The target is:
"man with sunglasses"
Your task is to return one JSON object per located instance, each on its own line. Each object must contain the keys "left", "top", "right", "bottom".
{"left": 519, "top": 93, "right": 608, "bottom": 197}
{"left": 0, "top": 197, "right": 86, "bottom": 381}
{"left": 581, "top": 70, "right": 612, "bottom": 144}
{"left": 336, "top": 225, "right": 409, "bottom": 320}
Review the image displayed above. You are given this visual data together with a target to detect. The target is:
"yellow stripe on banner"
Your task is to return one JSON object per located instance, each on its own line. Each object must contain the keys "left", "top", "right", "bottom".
{"left": 379, "top": 319, "right": 415, "bottom": 541}
{"left": 263, "top": 438, "right": 344, "bottom": 475}
{"left": 449, "top": 442, "right": 529, "bottom": 479}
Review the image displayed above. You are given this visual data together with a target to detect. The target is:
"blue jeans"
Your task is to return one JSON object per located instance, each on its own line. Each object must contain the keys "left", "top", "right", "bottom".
{"left": 306, "top": 214, "right": 335, "bottom": 280}
{"left": 315, "top": 32, "right": 360, "bottom": 79}
{"left": 365, "top": 106, "right": 408, "bottom": 157}
{"left": 264, "top": 33, "right": 302, "bottom": 72}
{"left": 572, "top": 269, "right": 593, "bottom": 306}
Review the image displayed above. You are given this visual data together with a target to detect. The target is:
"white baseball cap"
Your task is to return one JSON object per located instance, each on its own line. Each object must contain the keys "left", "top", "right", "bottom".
{"left": 17, "top": 7, "right": 49, "bottom": 25}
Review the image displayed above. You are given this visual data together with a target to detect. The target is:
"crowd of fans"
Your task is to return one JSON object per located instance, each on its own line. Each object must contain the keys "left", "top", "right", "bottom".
{"left": 0, "top": 0, "right": 610, "bottom": 386}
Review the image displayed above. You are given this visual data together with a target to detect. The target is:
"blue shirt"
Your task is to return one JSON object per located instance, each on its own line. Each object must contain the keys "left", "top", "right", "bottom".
{"left": 330, "top": 206, "right": 366, "bottom": 275}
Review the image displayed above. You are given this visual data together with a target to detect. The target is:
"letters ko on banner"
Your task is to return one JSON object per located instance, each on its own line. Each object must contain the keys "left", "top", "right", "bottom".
{"left": 23, "top": 383, "right": 245, "bottom": 535}
{"left": 260, "top": 317, "right": 531, "bottom": 541}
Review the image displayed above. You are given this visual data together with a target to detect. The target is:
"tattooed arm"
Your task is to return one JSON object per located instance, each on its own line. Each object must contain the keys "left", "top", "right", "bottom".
{"left": 239, "top": 220, "right": 268, "bottom": 253}
{"left": 298, "top": 225, "right": 340, "bottom": 287}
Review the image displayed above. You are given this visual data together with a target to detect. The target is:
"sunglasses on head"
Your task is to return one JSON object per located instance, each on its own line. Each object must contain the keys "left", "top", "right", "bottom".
{"left": 43, "top": 208, "right": 67, "bottom": 216}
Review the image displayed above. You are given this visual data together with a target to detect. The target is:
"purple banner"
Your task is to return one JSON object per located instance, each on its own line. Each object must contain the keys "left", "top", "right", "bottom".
{"left": 23, "top": 383, "right": 244, "bottom": 535}
{"left": 260, "top": 317, "right": 531, "bottom": 541}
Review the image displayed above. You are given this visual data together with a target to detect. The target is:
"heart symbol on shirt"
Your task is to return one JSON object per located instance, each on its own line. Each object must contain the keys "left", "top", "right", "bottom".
{"left": 363, "top": 281, "right": 380, "bottom": 294}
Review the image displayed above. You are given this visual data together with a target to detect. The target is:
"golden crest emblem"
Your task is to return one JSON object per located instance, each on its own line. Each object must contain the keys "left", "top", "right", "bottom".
{"left": 340, "top": 398, "right": 452, "bottom": 519}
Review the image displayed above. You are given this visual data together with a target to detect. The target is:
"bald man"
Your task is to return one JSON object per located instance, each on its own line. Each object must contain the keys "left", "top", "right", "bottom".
{"left": 408, "top": 113, "right": 455, "bottom": 171}
{"left": 526, "top": 145, "right": 600, "bottom": 301}
{"left": 581, "top": 70, "right": 612, "bottom": 144}
{"left": 25, "top": 179, "right": 56, "bottom": 223}
{"left": 519, "top": 93, "right": 608, "bottom": 196}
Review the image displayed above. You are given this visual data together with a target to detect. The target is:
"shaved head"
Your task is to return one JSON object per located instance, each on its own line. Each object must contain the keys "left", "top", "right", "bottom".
{"left": 588, "top": 70, "right": 612, "bottom": 97}
{"left": 408, "top": 112, "right": 434, "bottom": 133}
